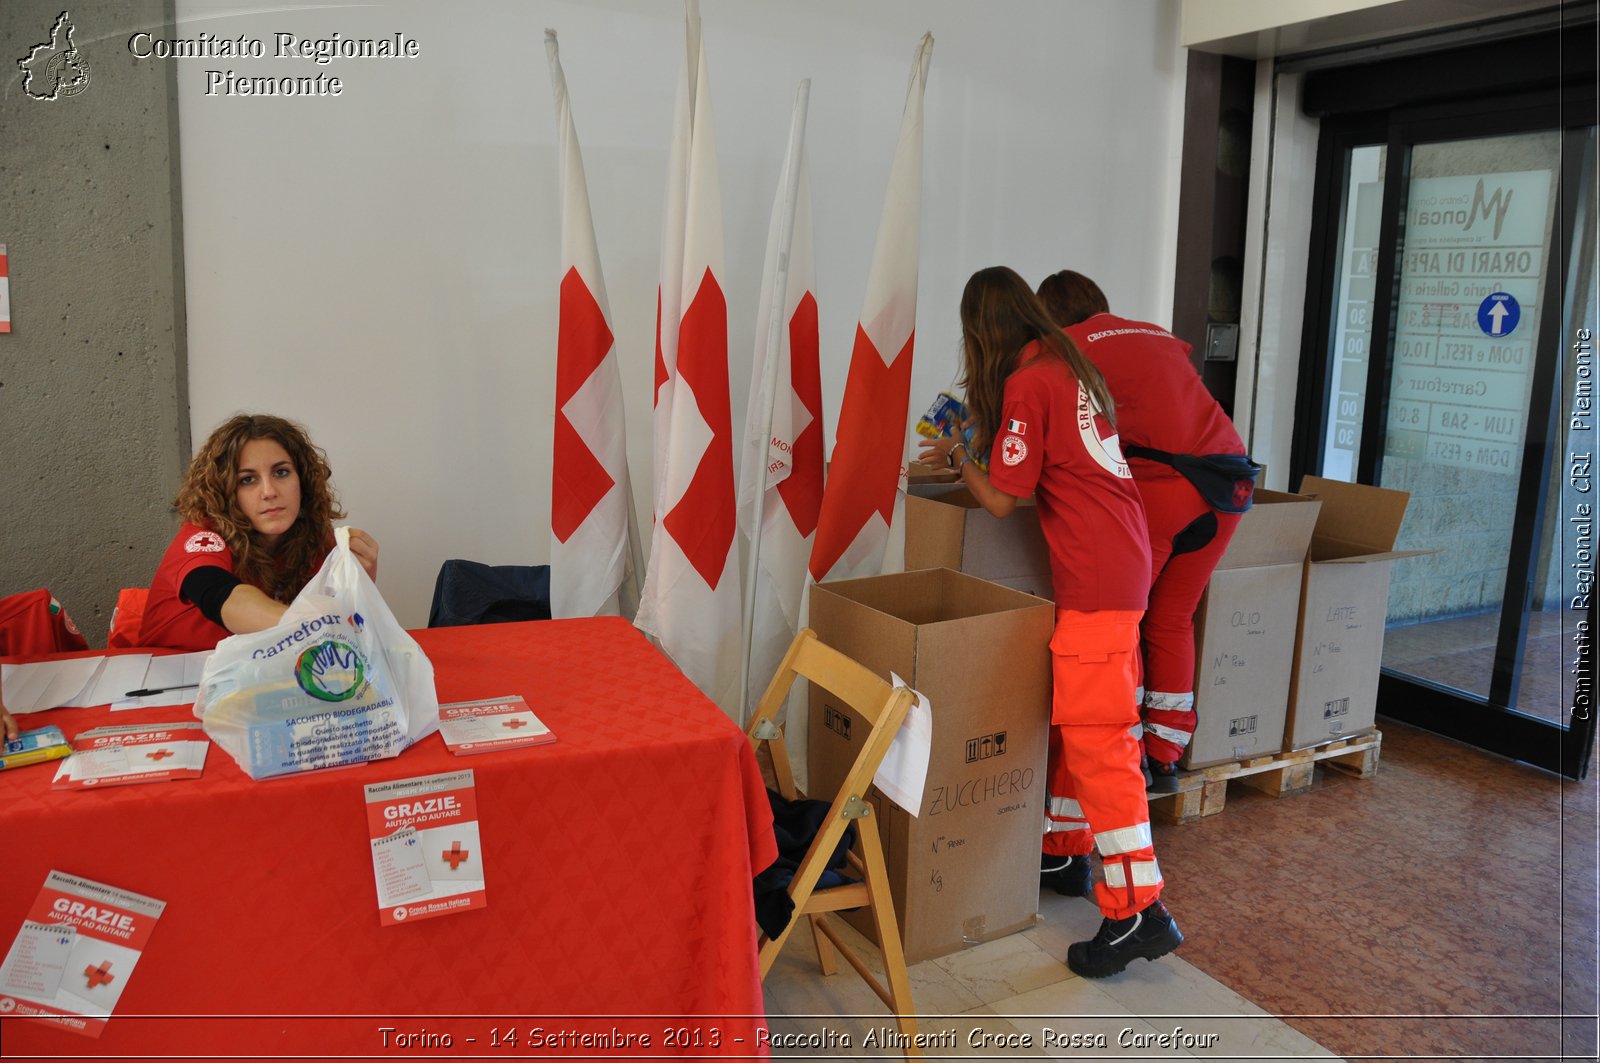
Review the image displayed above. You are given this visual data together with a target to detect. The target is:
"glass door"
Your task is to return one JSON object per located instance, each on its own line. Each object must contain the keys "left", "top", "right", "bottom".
{"left": 1296, "top": 96, "right": 1597, "bottom": 779}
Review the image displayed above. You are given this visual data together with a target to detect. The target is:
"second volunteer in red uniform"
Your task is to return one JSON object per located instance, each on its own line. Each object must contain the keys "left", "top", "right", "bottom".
{"left": 0, "top": 588, "right": 91, "bottom": 740}
{"left": 1037, "top": 271, "right": 1251, "bottom": 785}
{"left": 139, "top": 413, "right": 379, "bottom": 651}
{"left": 919, "top": 267, "right": 1182, "bottom": 979}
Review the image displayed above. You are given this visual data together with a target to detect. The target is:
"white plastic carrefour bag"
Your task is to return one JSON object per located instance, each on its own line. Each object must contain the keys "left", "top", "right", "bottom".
{"left": 194, "top": 527, "right": 439, "bottom": 780}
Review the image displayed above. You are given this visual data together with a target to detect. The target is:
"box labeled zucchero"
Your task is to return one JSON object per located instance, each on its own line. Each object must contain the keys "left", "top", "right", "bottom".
{"left": 808, "top": 568, "right": 1053, "bottom": 964}
{"left": 1184, "top": 489, "right": 1323, "bottom": 769}
{"left": 1284, "top": 476, "right": 1429, "bottom": 750}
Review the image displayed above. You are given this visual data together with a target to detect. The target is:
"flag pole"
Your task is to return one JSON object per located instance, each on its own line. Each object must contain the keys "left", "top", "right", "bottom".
{"left": 620, "top": 483, "right": 644, "bottom": 618}
{"left": 738, "top": 79, "right": 811, "bottom": 725}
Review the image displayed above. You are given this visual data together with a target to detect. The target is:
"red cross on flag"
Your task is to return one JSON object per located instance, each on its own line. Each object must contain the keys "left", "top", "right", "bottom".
{"left": 810, "top": 33, "right": 934, "bottom": 583}
{"left": 545, "top": 31, "right": 641, "bottom": 620}
{"left": 738, "top": 80, "right": 822, "bottom": 717}
{"left": 635, "top": 0, "right": 741, "bottom": 717}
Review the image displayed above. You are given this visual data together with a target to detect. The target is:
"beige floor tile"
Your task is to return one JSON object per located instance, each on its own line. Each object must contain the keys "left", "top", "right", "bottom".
{"left": 1075, "top": 951, "right": 1331, "bottom": 1056}
{"left": 763, "top": 915, "right": 983, "bottom": 1019}
{"left": 950, "top": 1006, "right": 1051, "bottom": 1058}
{"left": 1091, "top": 953, "right": 1271, "bottom": 1018}
{"left": 1020, "top": 891, "right": 1103, "bottom": 959}
{"left": 1248, "top": 1021, "right": 1345, "bottom": 1059}
{"left": 986, "top": 978, "right": 1188, "bottom": 1059}
{"left": 931, "top": 932, "right": 1071, "bottom": 1004}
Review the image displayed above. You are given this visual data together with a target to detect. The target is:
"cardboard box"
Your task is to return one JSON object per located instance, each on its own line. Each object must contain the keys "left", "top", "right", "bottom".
{"left": 906, "top": 462, "right": 971, "bottom": 501}
{"left": 1183, "top": 490, "right": 1323, "bottom": 769}
{"left": 904, "top": 488, "right": 1054, "bottom": 600}
{"left": 808, "top": 568, "right": 1053, "bottom": 964}
{"left": 1284, "top": 476, "right": 1426, "bottom": 749}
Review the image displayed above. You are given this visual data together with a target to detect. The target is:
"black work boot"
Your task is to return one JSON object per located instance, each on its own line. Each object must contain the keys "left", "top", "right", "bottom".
{"left": 1066, "top": 899, "right": 1183, "bottom": 978}
{"left": 1040, "top": 853, "right": 1093, "bottom": 898}
{"left": 1146, "top": 758, "right": 1182, "bottom": 794}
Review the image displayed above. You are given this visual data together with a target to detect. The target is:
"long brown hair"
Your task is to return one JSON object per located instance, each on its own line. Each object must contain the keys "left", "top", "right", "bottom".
{"left": 175, "top": 414, "right": 343, "bottom": 600}
{"left": 959, "top": 266, "right": 1116, "bottom": 455}
{"left": 1036, "top": 269, "right": 1110, "bottom": 327}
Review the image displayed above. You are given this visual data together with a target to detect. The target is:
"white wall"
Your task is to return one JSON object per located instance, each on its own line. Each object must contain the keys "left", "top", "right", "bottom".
{"left": 171, "top": 0, "right": 1187, "bottom": 626}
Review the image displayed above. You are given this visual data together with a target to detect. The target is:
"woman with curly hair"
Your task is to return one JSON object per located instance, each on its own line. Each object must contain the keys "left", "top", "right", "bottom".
{"left": 917, "top": 267, "right": 1181, "bottom": 979}
{"left": 137, "top": 414, "right": 379, "bottom": 650}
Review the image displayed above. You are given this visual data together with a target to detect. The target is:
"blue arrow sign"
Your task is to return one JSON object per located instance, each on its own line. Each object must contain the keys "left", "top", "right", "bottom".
{"left": 1477, "top": 292, "right": 1520, "bottom": 337}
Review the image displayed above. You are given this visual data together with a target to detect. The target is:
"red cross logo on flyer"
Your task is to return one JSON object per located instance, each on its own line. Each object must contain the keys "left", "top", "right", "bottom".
{"left": 443, "top": 842, "right": 470, "bottom": 870}
{"left": 84, "top": 961, "right": 115, "bottom": 989}
{"left": 501, "top": 719, "right": 526, "bottom": 730}
{"left": 145, "top": 748, "right": 174, "bottom": 761}
{"left": 1001, "top": 436, "right": 1028, "bottom": 466}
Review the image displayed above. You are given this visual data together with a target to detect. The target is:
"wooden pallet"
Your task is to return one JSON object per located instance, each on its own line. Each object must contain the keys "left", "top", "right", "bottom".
{"left": 1149, "top": 729, "right": 1382, "bottom": 825}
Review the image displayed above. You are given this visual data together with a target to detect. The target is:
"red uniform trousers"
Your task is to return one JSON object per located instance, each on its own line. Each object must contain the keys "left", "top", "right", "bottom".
{"left": 1135, "top": 472, "right": 1243, "bottom": 764}
{"left": 1040, "top": 609, "right": 1163, "bottom": 920}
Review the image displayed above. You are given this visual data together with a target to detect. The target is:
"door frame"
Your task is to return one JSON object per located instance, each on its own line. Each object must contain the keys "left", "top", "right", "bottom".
{"left": 1291, "top": 53, "right": 1598, "bottom": 779}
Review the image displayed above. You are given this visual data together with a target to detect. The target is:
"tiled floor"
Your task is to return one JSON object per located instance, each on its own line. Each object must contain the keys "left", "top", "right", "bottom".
{"left": 763, "top": 720, "right": 1599, "bottom": 1061}
{"left": 763, "top": 895, "right": 1336, "bottom": 1060}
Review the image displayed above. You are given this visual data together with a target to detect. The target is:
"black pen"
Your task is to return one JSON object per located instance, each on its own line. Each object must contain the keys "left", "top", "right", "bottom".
{"left": 123, "top": 684, "right": 200, "bottom": 698}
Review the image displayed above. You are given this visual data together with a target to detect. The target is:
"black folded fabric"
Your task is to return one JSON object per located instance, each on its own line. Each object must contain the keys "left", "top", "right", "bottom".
{"left": 427, "top": 560, "right": 550, "bottom": 627}
{"left": 752, "top": 788, "right": 860, "bottom": 939}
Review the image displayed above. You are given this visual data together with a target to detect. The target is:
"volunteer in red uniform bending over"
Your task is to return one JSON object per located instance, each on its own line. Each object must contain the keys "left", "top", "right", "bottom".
{"left": 919, "top": 267, "right": 1182, "bottom": 978}
{"left": 138, "top": 413, "right": 379, "bottom": 651}
{"left": 1038, "top": 271, "right": 1251, "bottom": 788}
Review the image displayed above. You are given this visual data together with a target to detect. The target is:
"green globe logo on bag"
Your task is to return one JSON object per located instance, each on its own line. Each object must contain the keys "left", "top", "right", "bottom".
{"left": 295, "top": 640, "right": 368, "bottom": 702}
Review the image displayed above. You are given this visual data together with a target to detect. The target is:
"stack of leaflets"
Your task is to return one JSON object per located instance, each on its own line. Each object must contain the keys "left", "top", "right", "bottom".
{"left": 1, "top": 726, "right": 72, "bottom": 772}
{"left": 365, "top": 769, "right": 487, "bottom": 925}
{"left": 0, "top": 871, "right": 166, "bottom": 1037}
{"left": 437, "top": 696, "right": 554, "bottom": 756}
{"left": 52, "top": 722, "right": 208, "bottom": 790}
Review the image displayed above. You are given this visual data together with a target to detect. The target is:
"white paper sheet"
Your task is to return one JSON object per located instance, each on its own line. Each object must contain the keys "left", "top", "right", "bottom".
{"left": 2, "top": 651, "right": 213, "bottom": 714}
{"left": 1, "top": 658, "right": 103, "bottom": 715}
{"left": 143, "top": 651, "right": 210, "bottom": 690}
{"left": 109, "top": 651, "right": 210, "bottom": 710}
{"left": 79, "top": 655, "right": 151, "bottom": 708}
{"left": 875, "top": 673, "right": 933, "bottom": 816}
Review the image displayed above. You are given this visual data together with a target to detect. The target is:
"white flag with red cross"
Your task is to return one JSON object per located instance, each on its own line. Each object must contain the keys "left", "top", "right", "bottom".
{"left": 545, "top": 30, "right": 639, "bottom": 619}
{"left": 739, "top": 81, "right": 821, "bottom": 716}
{"left": 635, "top": 0, "right": 742, "bottom": 717}
{"left": 809, "top": 33, "right": 933, "bottom": 583}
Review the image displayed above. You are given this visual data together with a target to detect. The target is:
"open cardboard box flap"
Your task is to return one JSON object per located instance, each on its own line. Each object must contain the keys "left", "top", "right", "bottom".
{"left": 1299, "top": 475, "right": 1413, "bottom": 557}
{"left": 903, "top": 490, "right": 1050, "bottom": 595}
{"left": 1212, "top": 489, "right": 1321, "bottom": 571}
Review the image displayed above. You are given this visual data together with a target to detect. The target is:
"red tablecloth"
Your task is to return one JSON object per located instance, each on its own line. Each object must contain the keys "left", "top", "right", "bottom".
{"left": 0, "top": 618, "right": 777, "bottom": 1059}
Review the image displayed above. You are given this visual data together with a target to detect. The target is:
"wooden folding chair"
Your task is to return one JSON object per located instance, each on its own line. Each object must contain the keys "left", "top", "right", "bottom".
{"left": 748, "top": 628, "right": 921, "bottom": 1057}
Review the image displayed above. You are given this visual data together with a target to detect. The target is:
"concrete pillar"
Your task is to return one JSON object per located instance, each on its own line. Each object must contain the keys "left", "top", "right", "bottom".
{"left": 0, "top": 0, "right": 189, "bottom": 644}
